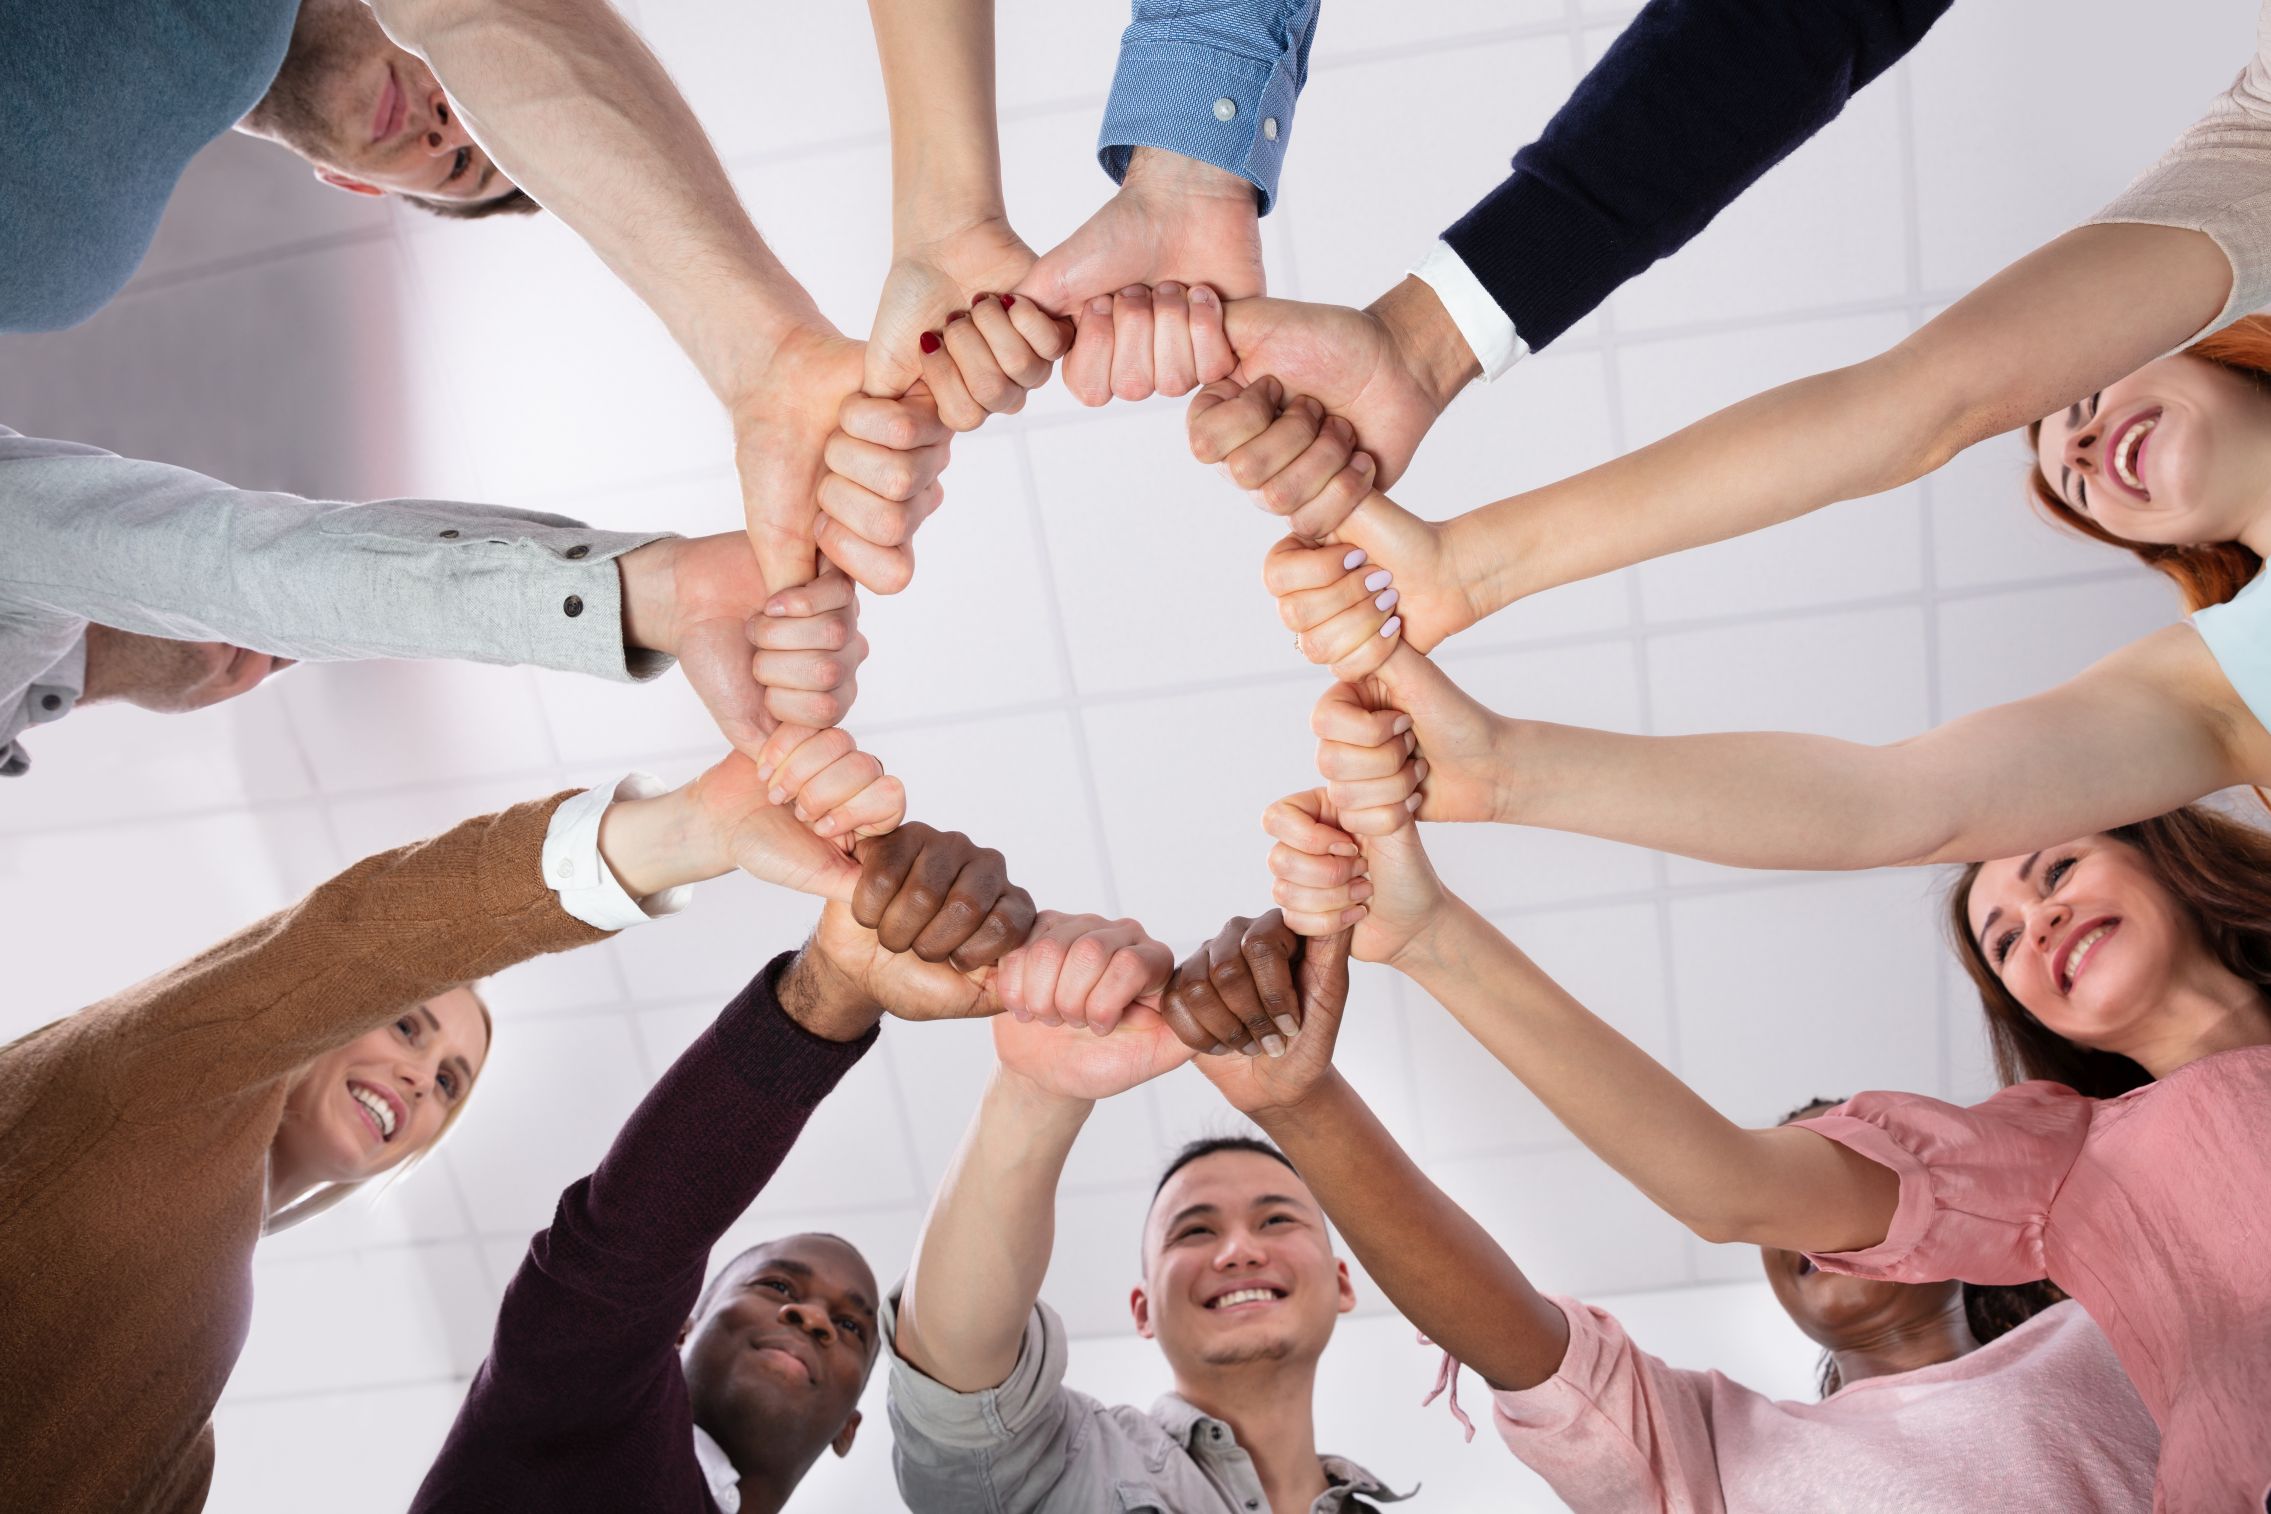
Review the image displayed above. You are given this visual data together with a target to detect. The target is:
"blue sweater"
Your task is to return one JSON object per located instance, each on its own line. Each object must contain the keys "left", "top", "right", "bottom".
{"left": 1, "top": 0, "right": 299, "bottom": 331}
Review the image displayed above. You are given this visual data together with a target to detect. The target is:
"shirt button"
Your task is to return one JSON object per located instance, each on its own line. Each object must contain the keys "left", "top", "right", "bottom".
{"left": 565, "top": 544, "right": 590, "bottom": 559}
{"left": 555, "top": 859, "right": 574, "bottom": 880}
{"left": 40, "top": 693, "right": 61, "bottom": 711}
{"left": 1262, "top": 116, "right": 1279, "bottom": 141}
{"left": 439, "top": 529, "right": 460, "bottom": 539}
{"left": 562, "top": 595, "right": 584, "bottom": 617}
{"left": 1212, "top": 96, "right": 1237, "bottom": 122}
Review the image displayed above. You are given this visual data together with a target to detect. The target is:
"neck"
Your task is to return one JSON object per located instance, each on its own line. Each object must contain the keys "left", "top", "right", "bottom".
{"left": 1174, "top": 1357, "right": 1328, "bottom": 1514}
{"left": 719, "top": 1433, "right": 819, "bottom": 1514}
{"left": 732, "top": 1470, "right": 798, "bottom": 1514}
{"left": 2117, "top": 977, "right": 2271, "bottom": 1080}
{"left": 1827, "top": 1294, "right": 1979, "bottom": 1388}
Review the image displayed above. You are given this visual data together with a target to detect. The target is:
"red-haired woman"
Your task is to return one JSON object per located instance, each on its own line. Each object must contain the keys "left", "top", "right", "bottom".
{"left": 1194, "top": 13, "right": 2271, "bottom": 875}
{"left": 1259, "top": 758, "right": 2271, "bottom": 1511}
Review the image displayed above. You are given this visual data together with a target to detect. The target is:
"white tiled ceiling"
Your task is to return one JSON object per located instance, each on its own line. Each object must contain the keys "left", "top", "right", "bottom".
{"left": 1, "top": 0, "right": 2251, "bottom": 1507}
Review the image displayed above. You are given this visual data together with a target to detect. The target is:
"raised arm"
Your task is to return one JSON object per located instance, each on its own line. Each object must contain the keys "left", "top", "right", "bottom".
{"left": 894, "top": 919, "right": 1182, "bottom": 1392}
{"left": 1302, "top": 629, "right": 2259, "bottom": 871}
{"left": 1174, "top": 916, "right": 1571, "bottom": 1392}
{"left": 1263, "top": 787, "right": 1899, "bottom": 1255}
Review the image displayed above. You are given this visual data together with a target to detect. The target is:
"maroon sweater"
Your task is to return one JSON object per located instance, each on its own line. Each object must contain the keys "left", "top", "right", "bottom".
{"left": 410, "top": 952, "right": 874, "bottom": 1513}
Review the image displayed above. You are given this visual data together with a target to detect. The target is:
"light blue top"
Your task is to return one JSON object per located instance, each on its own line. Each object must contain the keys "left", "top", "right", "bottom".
{"left": 2194, "top": 567, "right": 2271, "bottom": 735}
{"left": 0, "top": 0, "right": 300, "bottom": 331}
{"left": 1098, "top": 0, "right": 1319, "bottom": 214}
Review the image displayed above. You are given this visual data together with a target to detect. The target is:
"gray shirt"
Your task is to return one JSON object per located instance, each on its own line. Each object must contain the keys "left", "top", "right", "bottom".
{"left": 883, "top": 1294, "right": 1408, "bottom": 1514}
{"left": 0, "top": 426, "right": 671, "bottom": 776}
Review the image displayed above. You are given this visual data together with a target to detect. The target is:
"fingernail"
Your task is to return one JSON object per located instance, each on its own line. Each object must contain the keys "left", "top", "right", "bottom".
{"left": 1375, "top": 588, "right": 1399, "bottom": 612}
{"left": 1273, "top": 1015, "right": 1301, "bottom": 1040}
{"left": 1380, "top": 616, "right": 1402, "bottom": 638}
{"left": 1351, "top": 880, "right": 1373, "bottom": 901}
{"left": 1262, "top": 1034, "right": 1287, "bottom": 1059}
{"left": 947, "top": 309, "right": 968, "bottom": 324}
{"left": 1343, "top": 906, "right": 1368, "bottom": 926}
{"left": 1210, "top": 1043, "right": 1231, "bottom": 1056}
{"left": 763, "top": 599, "right": 790, "bottom": 617}
{"left": 999, "top": 293, "right": 1015, "bottom": 309}
{"left": 1089, "top": 295, "right": 1113, "bottom": 315}
{"left": 1342, "top": 547, "right": 1366, "bottom": 569}
{"left": 792, "top": 803, "right": 809, "bottom": 823}
{"left": 1241, "top": 1041, "right": 1262, "bottom": 1057}
{"left": 919, "top": 331, "right": 941, "bottom": 354}
{"left": 1363, "top": 569, "right": 1391, "bottom": 592}
{"left": 768, "top": 786, "right": 787, "bottom": 806}
{"left": 1157, "top": 281, "right": 1183, "bottom": 296}
{"left": 756, "top": 762, "right": 774, "bottom": 782}
{"left": 1392, "top": 715, "right": 1412, "bottom": 735}
{"left": 1355, "top": 451, "right": 1376, "bottom": 473}
{"left": 815, "top": 816, "right": 837, "bottom": 836}
{"left": 1406, "top": 792, "right": 1424, "bottom": 811}
{"left": 1414, "top": 759, "right": 1430, "bottom": 783}
{"left": 1190, "top": 285, "right": 1217, "bottom": 306}
{"left": 1330, "top": 842, "right": 1359, "bottom": 858}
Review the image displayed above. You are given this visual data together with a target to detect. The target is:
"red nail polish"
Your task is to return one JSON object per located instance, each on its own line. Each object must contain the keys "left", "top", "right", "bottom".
{"left": 919, "top": 331, "right": 941, "bottom": 354}
{"left": 999, "top": 293, "right": 1015, "bottom": 309}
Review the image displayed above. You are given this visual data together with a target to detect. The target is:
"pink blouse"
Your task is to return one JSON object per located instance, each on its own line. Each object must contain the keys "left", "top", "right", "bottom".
{"left": 1798, "top": 1047, "right": 2271, "bottom": 1513}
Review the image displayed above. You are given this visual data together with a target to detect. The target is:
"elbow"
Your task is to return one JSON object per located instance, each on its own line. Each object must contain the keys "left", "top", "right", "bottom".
{"left": 1682, "top": 1210, "right": 1751, "bottom": 1248}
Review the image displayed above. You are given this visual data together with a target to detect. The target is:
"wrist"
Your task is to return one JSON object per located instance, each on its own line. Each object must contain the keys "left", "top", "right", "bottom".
{"left": 892, "top": 191, "right": 1012, "bottom": 257}
{"left": 1385, "top": 893, "right": 1478, "bottom": 982}
{"left": 615, "top": 538, "right": 679, "bottom": 656}
{"left": 779, "top": 944, "right": 884, "bottom": 1042}
{"left": 1489, "top": 715, "right": 1536, "bottom": 827}
{"left": 1124, "top": 146, "right": 1257, "bottom": 206}
{"left": 712, "top": 312, "right": 840, "bottom": 419}
{"left": 1248, "top": 1070, "right": 1352, "bottom": 1136}
{"left": 596, "top": 783, "right": 733, "bottom": 899}
{"left": 989, "top": 1061, "right": 1098, "bottom": 1129}
{"left": 1370, "top": 275, "right": 1479, "bottom": 414}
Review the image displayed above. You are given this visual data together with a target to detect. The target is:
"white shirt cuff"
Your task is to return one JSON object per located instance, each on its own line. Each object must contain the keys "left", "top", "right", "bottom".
{"left": 1410, "top": 240, "right": 1528, "bottom": 382}
{"left": 542, "top": 772, "right": 695, "bottom": 931}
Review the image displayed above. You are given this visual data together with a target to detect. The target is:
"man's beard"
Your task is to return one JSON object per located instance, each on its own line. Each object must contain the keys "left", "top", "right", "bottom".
{"left": 240, "top": 0, "right": 371, "bottom": 164}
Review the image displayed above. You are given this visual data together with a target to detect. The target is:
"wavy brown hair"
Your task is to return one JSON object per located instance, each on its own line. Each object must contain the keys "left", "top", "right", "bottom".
{"left": 2024, "top": 314, "right": 2271, "bottom": 612}
{"left": 1945, "top": 806, "right": 2271, "bottom": 1100}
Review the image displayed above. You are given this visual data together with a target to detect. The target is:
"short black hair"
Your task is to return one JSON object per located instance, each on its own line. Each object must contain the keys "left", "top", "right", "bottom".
{"left": 694, "top": 1231, "right": 866, "bottom": 1320}
{"left": 1152, "top": 1136, "right": 1299, "bottom": 1199}
{"left": 399, "top": 184, "right": 540, "bottom": 221}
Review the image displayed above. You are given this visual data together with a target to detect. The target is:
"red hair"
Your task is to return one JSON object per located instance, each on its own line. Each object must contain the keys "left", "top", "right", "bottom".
{"left": 2025, "top": 314, "right": 2271, "bottom": 611}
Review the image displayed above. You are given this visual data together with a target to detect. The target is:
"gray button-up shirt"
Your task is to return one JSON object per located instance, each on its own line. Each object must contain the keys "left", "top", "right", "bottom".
{"left": 0, "top": 426, "right": 672, "bottom": 776}
{"left": 884, "top": 1295, "right": 1410, "bottom": 1514}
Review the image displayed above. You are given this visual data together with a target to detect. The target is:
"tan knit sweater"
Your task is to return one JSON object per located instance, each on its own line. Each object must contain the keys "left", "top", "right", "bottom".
{"left": 0, "top": 794, "right": 608, "bottom": 1514}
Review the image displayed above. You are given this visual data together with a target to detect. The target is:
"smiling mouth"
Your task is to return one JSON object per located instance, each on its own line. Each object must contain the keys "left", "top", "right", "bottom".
{"left": 371, "top": 65, "right": 406, "bottom": 144}
{"left": 1206, "top": 1287, "right": 1286, "bottom": 1312}
{"left": 2058, "top": 919, "right": 2119, "bottom": 994}
{"left": 2107, "top": 410, "right": 2160, "bottom": 499}
{"left": 347, "top": 1079, "right": 399, "bottom": 1142}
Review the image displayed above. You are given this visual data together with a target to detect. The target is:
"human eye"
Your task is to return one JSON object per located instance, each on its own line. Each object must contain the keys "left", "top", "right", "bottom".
{"left": 2043, "top": 855, "right": 2075, "bottom": 890}
{"left": 446, "top": 146, "right": 471, "bottom": 184}
{"left": 1991, "top": 925, "right": 2021, "bottom": 965}
{"left": 437, "top": 1068, "right": 459, "bottom": 1100}
{"left": 835, "top": 1316, "right": 865, "bottom": 1340}
{"left": 396, "top": 1015, "right": 419, "bottom": 1041}
{"left": 1174, "top": 1225, "right": 1211, "bottom": 1243}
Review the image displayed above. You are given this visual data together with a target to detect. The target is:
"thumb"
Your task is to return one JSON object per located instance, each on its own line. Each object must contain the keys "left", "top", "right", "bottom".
{"left": 1013, "top": 227, "right": 1116, "bottom": 320}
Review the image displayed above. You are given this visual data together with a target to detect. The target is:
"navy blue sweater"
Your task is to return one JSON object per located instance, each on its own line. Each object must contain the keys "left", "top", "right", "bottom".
{"left": 1446, "top": 0, "right": 1953, "bottom": 350}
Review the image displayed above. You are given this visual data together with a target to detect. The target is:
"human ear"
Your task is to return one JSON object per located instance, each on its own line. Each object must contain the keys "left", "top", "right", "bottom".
{"left": 1130, "top": 1285, "right": 1155, "bottom": 1340}
{"left": 831, "top": 1408, "right": 862, "bottom": 1458}
{"left": 675, "top": 1317, "right": 694, "bottom": 1348}
{"left": 314, "top": 167, "right": 385, "bottom": 197}
{"left": 1334, "top": 1259, "right": 1356, "bottom": 1315}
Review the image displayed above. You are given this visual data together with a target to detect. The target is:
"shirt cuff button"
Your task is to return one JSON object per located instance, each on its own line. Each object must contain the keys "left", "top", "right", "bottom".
{"left": 1212, "top": 96, "right": 1237, "bottom": 122}
{"left": 1263, "top": 116, "right": 1279, "bottom": 141}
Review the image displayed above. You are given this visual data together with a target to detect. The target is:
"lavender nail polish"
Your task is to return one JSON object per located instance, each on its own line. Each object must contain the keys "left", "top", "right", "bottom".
{"left": 1363, "top": 569, "right": 1391, "bottom": 592}
{"left": 1375, "top": 588, "right": 1399, "bottom": 612}
{"left": 1342, "top": 547, "right": 1366, "bottom": 570}
{"left": 1379, "top": 615, "right": 1402, "bottom": 638}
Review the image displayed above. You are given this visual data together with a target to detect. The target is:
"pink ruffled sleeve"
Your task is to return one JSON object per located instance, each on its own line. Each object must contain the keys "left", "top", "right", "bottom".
{"left": 1795, "top": 1081, "right": 2094, "bottom": 1285}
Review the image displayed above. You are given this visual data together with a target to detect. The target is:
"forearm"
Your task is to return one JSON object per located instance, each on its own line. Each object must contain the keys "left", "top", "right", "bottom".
{"left": 371, "top": 0, "right": 823, "bottom": 403}
{"left": 1, "top": 441, "right": 665, "bottom": 678}
{"left": 1258, "top": 1075, "right": 1568, "bottom": 1391}
{"left": 1394, "top": 901, "right": 1896, "bottom": 1251}
{"left": 896, "top": 1067, "right": 1092, "bottom": 1392}
{"left": 870, "top": 0, "right": 1005, "bottom": 245}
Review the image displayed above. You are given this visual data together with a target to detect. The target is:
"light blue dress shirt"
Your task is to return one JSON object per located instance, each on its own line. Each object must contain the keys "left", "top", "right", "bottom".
{"left": 1098, "top": 0, "right": 1320, "bottom": 214}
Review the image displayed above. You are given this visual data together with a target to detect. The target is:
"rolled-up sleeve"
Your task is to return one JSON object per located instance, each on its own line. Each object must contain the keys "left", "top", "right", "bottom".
{"left": 883, "top": 1294, "right": 1094, "bottom": 1511}
{"left": 1098, "top": 0, "right": 1319, "bottom": 214}
{"left": 1796, "top": 1082, "right": 2094, "bottom": 1285}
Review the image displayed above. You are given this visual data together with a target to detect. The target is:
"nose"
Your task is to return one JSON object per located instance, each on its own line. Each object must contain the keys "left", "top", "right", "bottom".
{"left": 2065, "top": 419, "right": 2103, "bottom": 476}
{"left": 2027, "top": 898, "right": 2072, "bottom": 955}
{"left": 778, "top": 1300, "right": 834, "bottom": 1345}
{"left": 395, "top": 1063, "right": 429, "bottom": 1103}
{"left": 421, "top": 91, "right": 470, "bottom": 155}
{"left": 1212, "top": 1232, "right": 1268, "bottom": 1270}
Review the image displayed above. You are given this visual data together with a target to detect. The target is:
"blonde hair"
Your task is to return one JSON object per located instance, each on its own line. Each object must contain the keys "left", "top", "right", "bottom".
{"left": 264, "top": 987, "right": 495, "bottom": 1235}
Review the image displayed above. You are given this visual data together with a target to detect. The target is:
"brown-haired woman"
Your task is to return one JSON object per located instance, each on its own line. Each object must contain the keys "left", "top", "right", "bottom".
{"left": 1265, "top": 705, "right": 2271, "bottom": 1509}
{"left": 0, "top": 737, "right": 901, "bottom": 1514}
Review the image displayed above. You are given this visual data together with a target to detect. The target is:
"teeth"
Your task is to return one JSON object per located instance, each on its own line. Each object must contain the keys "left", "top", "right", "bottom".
{"left": 350, "top": 1084, "right": 396, "bottom": 1138}
{"left": 1208, "top": 1288, "right": 1279, "bottom": 1309}
{"left": 2113, "top": 416, "right": 2155, "bottom": 490}
{"left": 2062, "top": 924, "right": 2112, "bottom": 989}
